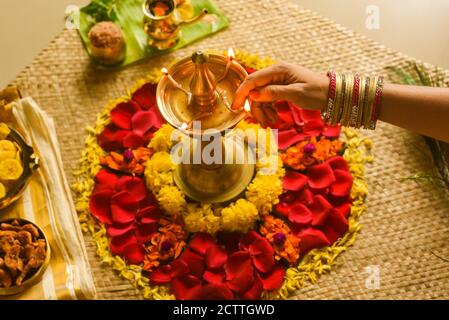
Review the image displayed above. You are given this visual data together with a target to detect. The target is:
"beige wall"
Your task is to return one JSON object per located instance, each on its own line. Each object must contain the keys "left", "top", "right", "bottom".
{"left": 1, "top": 0, "right": 448, "bottom": 88}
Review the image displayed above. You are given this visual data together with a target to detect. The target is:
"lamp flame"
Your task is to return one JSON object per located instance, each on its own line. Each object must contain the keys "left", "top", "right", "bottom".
{"left": 244, "top": 100, "right": 251, "bottom": 112}
{"left": 161, "top": 67, "right": 169, "bottom": 75}
{"left": 228, "top": 48, "right": 235, "bottom": 60}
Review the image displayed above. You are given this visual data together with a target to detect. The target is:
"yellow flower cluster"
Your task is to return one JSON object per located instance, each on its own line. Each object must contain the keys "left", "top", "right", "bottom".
{"left": 144, "top": 123, "right": 285, "bottom": 234}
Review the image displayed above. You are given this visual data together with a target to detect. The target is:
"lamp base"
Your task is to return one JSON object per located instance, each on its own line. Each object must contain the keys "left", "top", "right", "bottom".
{"left": 173, "top": 137, "right": 255, "bottom": 203}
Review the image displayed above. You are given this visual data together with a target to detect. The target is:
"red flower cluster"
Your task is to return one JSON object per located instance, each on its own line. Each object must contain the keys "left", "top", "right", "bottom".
{"left": 273, "top": 101, "right": 341, "bottom": 150}
{"left": 98, "top": 83, "right": 164, "bottom": 151}
{"left": 276, "top": 156, "right": 353, "bottom": 253}
{"left": 89, "top": 169, "right": 161, "bottom": 264}
{"left": 150, "top": 232, "right": 285, "bottom": 300}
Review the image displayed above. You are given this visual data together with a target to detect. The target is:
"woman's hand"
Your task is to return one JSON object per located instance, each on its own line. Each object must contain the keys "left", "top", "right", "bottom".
{"left": 232, "top": 62, "right": 329, "bottom": 125}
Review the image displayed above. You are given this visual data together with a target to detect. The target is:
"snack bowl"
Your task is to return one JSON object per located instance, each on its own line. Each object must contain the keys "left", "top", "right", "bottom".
{"left": 0, "top": 218, "right": 51, "bottom": 296}
{"left": 0, "top": 125, "right": 39, "bottom": 210}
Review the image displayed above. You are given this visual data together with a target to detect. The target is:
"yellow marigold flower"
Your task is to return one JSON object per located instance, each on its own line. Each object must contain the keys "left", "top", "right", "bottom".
{"left": 148, "top": 124, "right": 175, "bottom": 152}
{"left": 246, "top": 173, "right": 283, "bottom": 215}
{"left": 156, "top": 185, "right": 186, "bottom": 216}
{"left": 221, "top": 199, "right": 259, "bottom": 233}
{"left": 147, "top": 151, "right": 174, "bottom": 173}
{"left": 183, "top": 203, "right": 221, "bottom": 234}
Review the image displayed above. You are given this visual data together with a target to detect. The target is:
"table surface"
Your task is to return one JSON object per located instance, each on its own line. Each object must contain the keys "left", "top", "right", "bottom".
{"left": 8, "top": 0, "right": 449, "bottom": 299}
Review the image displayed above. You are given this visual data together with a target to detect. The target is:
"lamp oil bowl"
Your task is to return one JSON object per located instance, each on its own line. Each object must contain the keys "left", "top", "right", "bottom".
{"left": 0, "top": 126, "right": 39, "bottom": 211}
{"left": 143, "top": 0, "right": 208, "bottom": 50}
{"left": 157, "top": 51, "right": 255, "bottom": 203}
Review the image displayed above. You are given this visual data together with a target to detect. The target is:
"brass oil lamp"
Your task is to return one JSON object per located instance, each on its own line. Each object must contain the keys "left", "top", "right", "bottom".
{"left": 157, "top": 50, "right": 255, "bottom": 203}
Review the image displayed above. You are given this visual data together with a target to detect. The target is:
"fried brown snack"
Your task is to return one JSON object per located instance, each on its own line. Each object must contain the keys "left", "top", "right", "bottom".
{"left": 1, "top": 222, "right": 40, "bottom": 238}
{"left": 0, "top": 257, "right": 4, "bottom": 268}
{"left": 4, "top": 244, "right": 24, "bottom": 272}
{"left": 0, "top": 268, "right": 13, "bottom": 288}
{"left": 16, "top": 241, "right": 46, "bottom": 285}
{"left": 16, "top": 231, "right": 32, "bottom": 246}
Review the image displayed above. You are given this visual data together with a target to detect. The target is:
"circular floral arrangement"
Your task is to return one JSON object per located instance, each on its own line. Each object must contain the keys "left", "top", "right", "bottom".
{"left": 73, "top": 52, "right": 372, "bottom": 300}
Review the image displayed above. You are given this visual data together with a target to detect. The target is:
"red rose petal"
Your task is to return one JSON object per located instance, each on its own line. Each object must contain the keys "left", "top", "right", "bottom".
{"left": 200, "top": 283, "right": 234, "bottom": 300}
{"left": 277, "top": 129, "right": 306, "bottom": 150}
{"left": 283, "top": 171, "right": 308, "bottom": 191}
{"left": 309, "top": 187, "right": 330, "bottom": 198}
{"left": 225, "top": 251, "right": 252, "bottom": 280}
{"left": 227, "top": 262, "right": 255, "bottom": 293}
{"left": 299, "top": 108, "right": 322, "bottom": 122}
{"left": 115, "top": 175, "right": 148, "bottom": 202}
{"left": 288, "top": 102, "right": 304, "bottom": 126}
{"left": 95, "top": 169, "right": 119, "bottom": 190}
{"left": 303, "top": 119, "right": 325, "bottom": 136}
{"left": 239, "top": 231, "right": 263, "bottom": 251}
{"left": 171, "top": 275, "right": 202, "bottom": 300}
{"left": 122, "top": 243, "right": 145, "bottom": 265}
{"left": 297, "top": 228, "right": 330, "bottom": 253}
{"left": 322, "top": 124, "right": 341, "bottom": 138}
{"left": 249, "top": 237, "right": 275, "bottom": 273}
{"left": 123, "top": 131, "right": 145, "bottom": 149}
{"left": 138, "top": 206, "right": 161, "bottom": 224}
{"left": 131, "top": 83, "right": 157, "bottom": 110}
{"left": 216, "top": 232, "right": 242, "bottom": 254}
{"left": 274, "top": 101, "right": 294, "bottom": 130}
{"left": 203, "top": 268, "right": 226, "bottom": 284}
{"left": 106, "top": 223, "right": 134, "bottom": 238}
{"left": 98, "top": 124, "right": 129, "bottom": 151}
{"left": 110, "top": 101, "right": 140, "bottom": 130}
{"left": 241, "top": 273, "right": 263, "bottom": 299}
{"left": 131, "top": 109, "right": 162, "bottom": 136}
{"left": 109, "top": 233, "right": 137, "bottom": 256}
{"left": 310, "top": 195, "right": 333, "bottom": 227}
{"left": 298, "top": 188, "right": 314, "bottom": 206}
{"left": 89, "top": 189, "right": 114, "bottom": 224}
{"left": 326, "top": 156, "right": 349, "bottom": 171}
{"left": 243, "top": 66, "right": 256, "bottom": 74}
{"left": 135, "top": 222, "right": 158, "bottom": 244}
{"left": 170, "top": 259, "right": 190, "bottom": 278}
{"left": 322, "top": 209, "right": 349, "bottom": 244}
{"left": 205, "top": 245, "right": 228, "bottom": 269}
{"left": 335, "top": 202, "right": 351, "bottom": 219}
{"left": 275, "top": 202, "right": 291, "bottom": 219}
{"left": 259, "top": 262, "right": 286, "bottom": 291}
{"left": 189, "top": 233, "right": 217, "bottom": 256}
{"left": 150, "top": 264, "right": 173, "bottom": 285}
{"left": 180, "top": 249, "right": 205, "bottom": 278}
{"left": 307, "top": 162, "right": 336, "bottom": 189}
{"left": 110, "top": 191, "right": 139, "bottom": 224}
{"left": 330, "top": 169, "right": 353, "bottom": 197}
{"left": 288, "top": 203, "right": 312, "bottom": 225}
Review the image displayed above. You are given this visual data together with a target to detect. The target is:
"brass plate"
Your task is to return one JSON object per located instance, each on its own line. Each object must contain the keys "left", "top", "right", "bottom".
{"left": 0, "top": 127, "right": 39, "bottom": 210}
{"left": 0, "top": 218, "right": 51, "bottom": 296}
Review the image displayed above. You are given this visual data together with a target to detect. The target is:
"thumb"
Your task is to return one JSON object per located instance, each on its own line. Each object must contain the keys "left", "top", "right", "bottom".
{"left": 249, "top": 84, "right": 300, "bottom": 103}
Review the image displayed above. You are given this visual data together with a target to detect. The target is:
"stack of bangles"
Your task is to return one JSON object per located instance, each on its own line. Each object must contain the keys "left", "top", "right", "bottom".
{"left": 322, "top": 71, "right": 384, "bottom": 130}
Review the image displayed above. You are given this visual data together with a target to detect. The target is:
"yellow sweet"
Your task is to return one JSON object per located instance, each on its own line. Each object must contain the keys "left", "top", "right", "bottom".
{"left": 0, "top": 182, "right": 5, "bottom": 198}
{"left": 0, "top": 158, "right": 23, "bottom": 180}
{"left": 0, "top": 123, "right": 10, "bottom": 140}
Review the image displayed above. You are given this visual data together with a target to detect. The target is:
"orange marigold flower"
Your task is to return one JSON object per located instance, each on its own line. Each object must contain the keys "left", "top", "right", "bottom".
{"left": 260, "top": 215, "right": 301, "bottom": 265}
{"left": 100, "top": 147, "right": 153, "bottom": 175}
{"left": 143, "top": 218, "right": 187, "bottom": 272}
{"left": 281, "top": 136, "right": 344, "bottom": 171}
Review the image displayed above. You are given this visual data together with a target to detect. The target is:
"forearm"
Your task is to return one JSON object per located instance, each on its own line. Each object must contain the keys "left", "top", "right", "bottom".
{"left": 380, "top": 84, "right": 449, "bottom": 142}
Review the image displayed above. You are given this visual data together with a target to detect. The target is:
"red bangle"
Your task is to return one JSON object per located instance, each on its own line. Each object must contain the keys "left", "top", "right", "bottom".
{"left": 324, "top": 71, "right": 337, "bottom": 121}
{"left": 371, "top": 76, "right": 384, "bottom": 129}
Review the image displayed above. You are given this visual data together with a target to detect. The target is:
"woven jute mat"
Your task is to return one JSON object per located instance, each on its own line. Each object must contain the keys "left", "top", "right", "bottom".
{"left": 10, "top": 0, "right": 449, "bottom": 299}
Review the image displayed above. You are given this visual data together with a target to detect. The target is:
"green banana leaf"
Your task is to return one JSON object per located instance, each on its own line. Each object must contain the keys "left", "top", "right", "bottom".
{"left": 73, "top": 0, "right": 229, "bottom": 67}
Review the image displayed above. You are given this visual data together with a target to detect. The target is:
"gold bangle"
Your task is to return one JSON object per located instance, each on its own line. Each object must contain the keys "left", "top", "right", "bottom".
{"left": 364, "top": 76, "right": 378, "bottom": 129}
{"left": 332, "top": 73, "right": 344, "bottom": 125}
{"left": 356, "top": 76, "right": 366, "bottom": 129}
{"left": 341, "top": 74, "right": 354, "bottom": 126}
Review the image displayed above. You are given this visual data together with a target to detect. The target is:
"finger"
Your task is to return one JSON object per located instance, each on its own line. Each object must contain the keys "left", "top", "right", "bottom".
{"left": 232, "top": 66, "right": 281, "bottom": 109}
{"left": 249, "top": 103, "right": 269, "bottom": 127}
{"left": 248, "top": 84, "right": 300, "bottom": 103}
